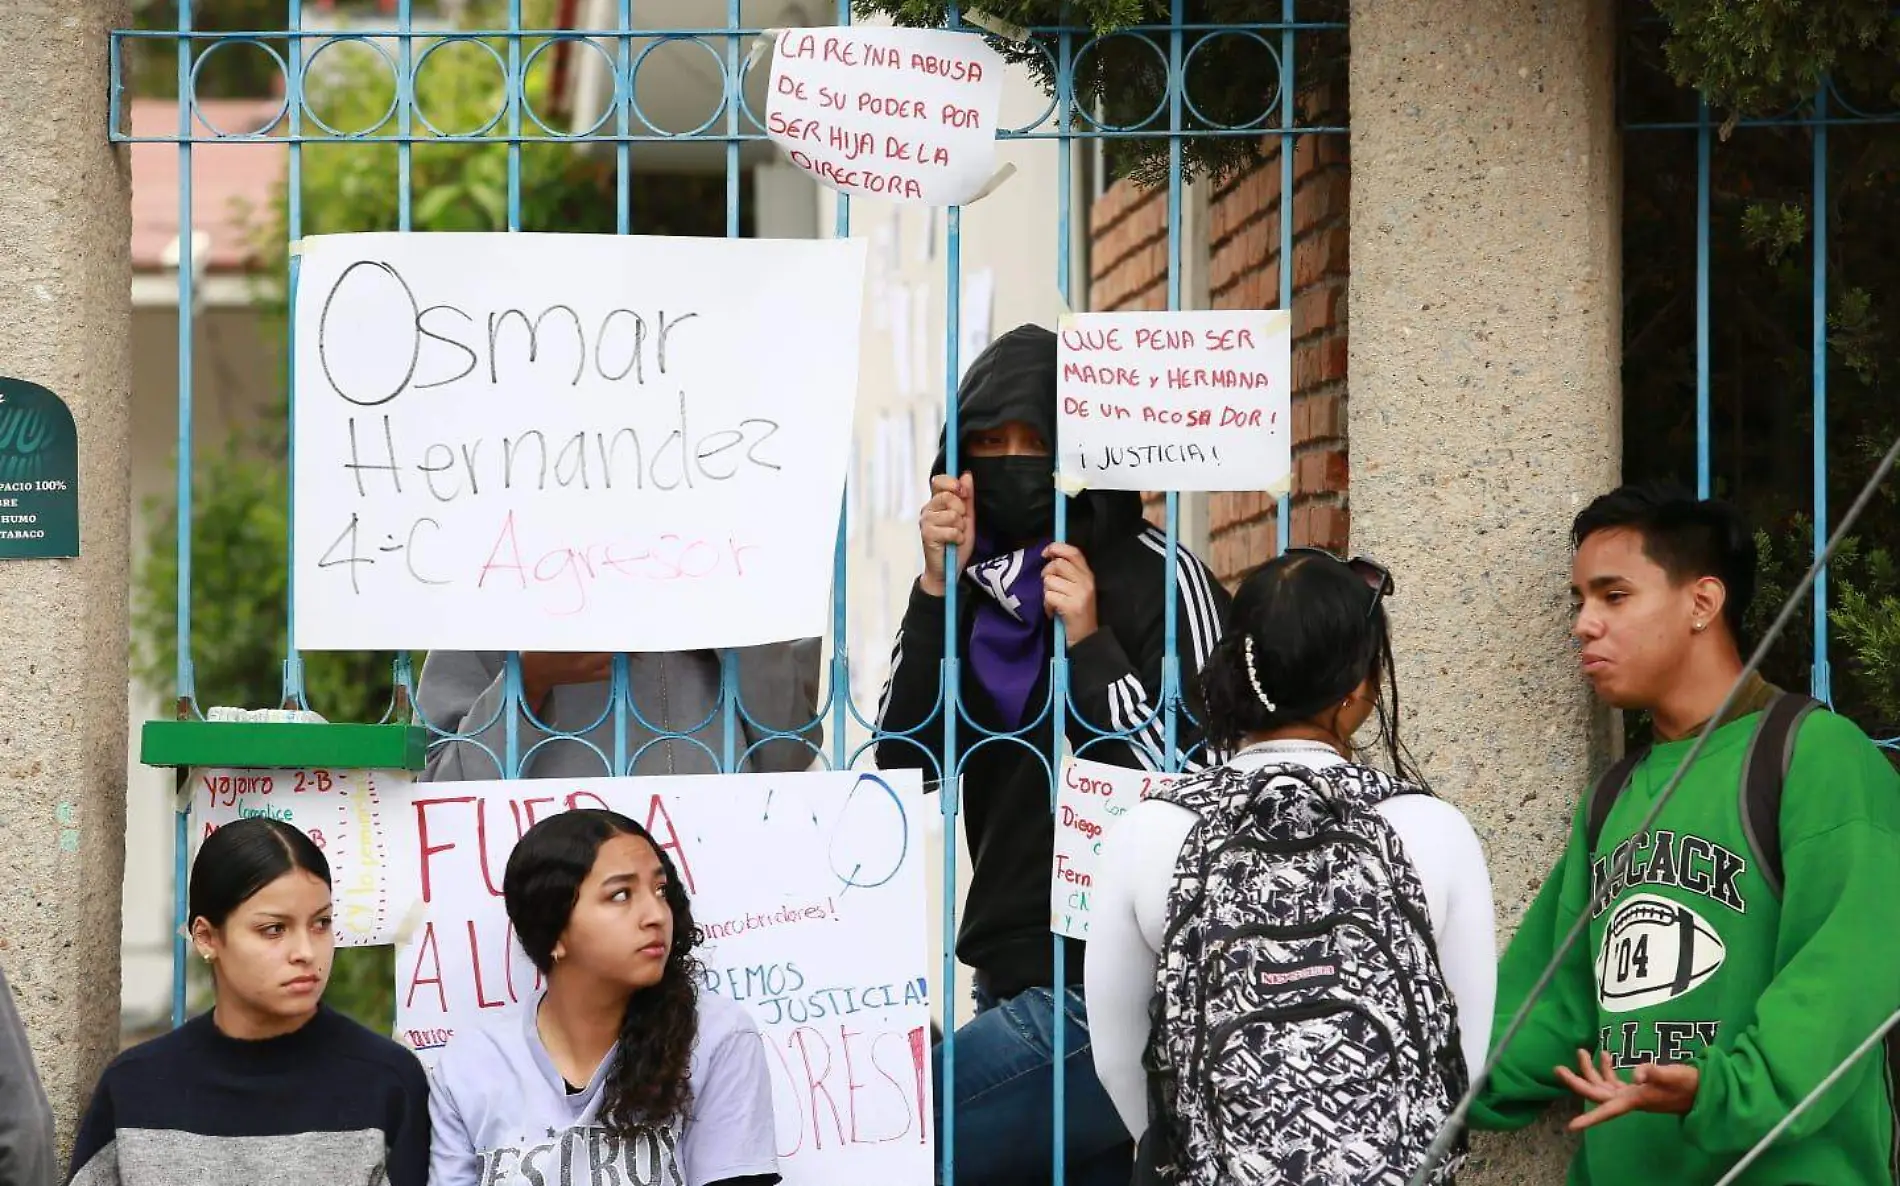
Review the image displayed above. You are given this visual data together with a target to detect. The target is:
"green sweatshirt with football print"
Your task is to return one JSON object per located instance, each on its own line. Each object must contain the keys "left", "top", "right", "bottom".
{"left": 1472, "top": 702, "right": 1900, "bottom": 1184}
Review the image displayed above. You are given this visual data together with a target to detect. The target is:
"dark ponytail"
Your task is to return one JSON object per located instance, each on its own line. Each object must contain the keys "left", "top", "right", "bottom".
{"left": 504, "top": 809, "right": 705, "bottom": 1132}
{"left": 1199, "top": 552, "right": 1420, "bottom": 784}
{"left": 1199, "top": 630, "right": 1265, "bottom": 755}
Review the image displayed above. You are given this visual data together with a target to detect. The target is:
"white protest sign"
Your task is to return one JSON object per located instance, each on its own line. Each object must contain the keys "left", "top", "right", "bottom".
{"left": 187, "top": 767, "right": 418, "bottom": 947}
{"left": 1051, "top": 757, "right": 1181, "bottom": 940}
{"left": 1057, "top": 310, "right": 1292, "bottom": 492}
{"left": 766, "top": 26, "right": 1006, "bottom": 206}
{"left": 291, "top": 232, "right": 868, "bottom": 653}
{"left": 389, "top": 770, "right": 932, "bottom": 1186}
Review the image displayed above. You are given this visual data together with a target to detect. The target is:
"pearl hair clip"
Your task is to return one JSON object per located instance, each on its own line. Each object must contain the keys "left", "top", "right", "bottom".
{"left": 1243, "top": 636, "right": 1276, "bottom": 713}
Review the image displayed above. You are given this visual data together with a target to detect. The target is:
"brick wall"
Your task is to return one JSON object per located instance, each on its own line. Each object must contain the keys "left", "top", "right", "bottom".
{"left": 1089, "top": 181, "right": 1168, "bottom": 314}
{"left": 1088, "top": 87, "right": 1351, "bottom": 589}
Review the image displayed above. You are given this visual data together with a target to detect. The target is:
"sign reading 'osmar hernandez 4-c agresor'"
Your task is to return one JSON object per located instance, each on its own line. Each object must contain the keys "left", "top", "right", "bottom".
{"left": 291, "top": 232, "right": 868, "bottom": 653}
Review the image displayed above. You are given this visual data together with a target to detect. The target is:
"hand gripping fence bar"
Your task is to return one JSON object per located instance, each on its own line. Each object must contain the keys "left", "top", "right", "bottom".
{"left": 1410, "top": 425, "right": 1900, "bottom": 1186}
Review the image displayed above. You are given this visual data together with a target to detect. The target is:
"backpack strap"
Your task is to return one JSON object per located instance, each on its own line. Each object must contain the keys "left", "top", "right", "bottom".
{"left": 1726, "top": 693, "right": 1892, "bottom": 1175}
{"left": 1584, "top": 746, "right": 1651, "bottom": 855}
{"left": 1737, "top": 690, "right": 1822, "bottom": 900}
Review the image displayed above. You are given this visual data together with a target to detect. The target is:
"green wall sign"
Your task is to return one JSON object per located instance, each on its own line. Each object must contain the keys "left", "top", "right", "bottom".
{"left": 0, "top": 377, "right": 79, "bottom": 559}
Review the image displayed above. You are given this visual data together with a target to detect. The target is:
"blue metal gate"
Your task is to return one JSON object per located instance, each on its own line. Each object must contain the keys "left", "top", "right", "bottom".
{"left": 1620, "top": 13, "right": 1900, "bottom": 757}
{"left": 111, "top": 2, "right": 1344, "bottom": 1180}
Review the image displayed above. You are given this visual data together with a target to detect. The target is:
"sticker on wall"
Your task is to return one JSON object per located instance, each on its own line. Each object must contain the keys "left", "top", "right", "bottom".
{"left": 0, "top": 377, "right": 79, "bottom": 559}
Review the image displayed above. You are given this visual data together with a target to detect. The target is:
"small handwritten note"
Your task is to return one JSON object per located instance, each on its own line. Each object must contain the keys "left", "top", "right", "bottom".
{"left": 188, "top": 767, "right": 417, "bottom": 947}
{"left": 1050, "top": 758, "right": 1180, "bottom": 940}
{"left": 767, "top": 26, "right": 1006, "bottom": 207}
{"left": 1056, "top": 310, "right": 1292, "bottom": 493}
{"left": 290, "top": 232, "right": 867, "bottom": 652}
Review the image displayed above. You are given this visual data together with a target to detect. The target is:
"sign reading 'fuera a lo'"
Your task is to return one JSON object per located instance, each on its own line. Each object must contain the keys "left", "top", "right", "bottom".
{"left": 0, "top": 377, "right": 79, "bottom": 560}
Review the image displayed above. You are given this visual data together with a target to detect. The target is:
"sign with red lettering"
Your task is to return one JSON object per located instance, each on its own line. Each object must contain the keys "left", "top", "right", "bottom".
{"left": 189, "top": 767, "right": 419, "bottom": 947}
{"left": 1056, "top": 310, "right": 1292, "bottom": 492}
{"left": 1051, "top": 758, "right": 1178, "bottom": 940}
{"left": 388, "top": 770, "right": 931, "bottom": 1186}
{"left": 766, "top": 26, "right": 1005, "bottom": 206}
{"left": 290, "top": 232, "right": 867, "bottom": 652}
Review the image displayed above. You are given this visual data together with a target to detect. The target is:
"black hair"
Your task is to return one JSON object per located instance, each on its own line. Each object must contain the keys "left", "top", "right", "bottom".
{"left": 189, "top": 817, "right": 331, "bottom": 930}
{"left": 1199, "top": 552, "right": 1419, "bottom": 783}
{"left": 1571, "top": 481, "right": 1757, "bottom": 642}
{"left": 504, "top": 809, "right": 704, "bottom": 1134}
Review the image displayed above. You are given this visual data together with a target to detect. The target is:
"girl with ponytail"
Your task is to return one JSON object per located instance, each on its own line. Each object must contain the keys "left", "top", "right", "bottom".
{"left": 428, "top": 809, "right": 777, "bottom": 1186}
{"left": 1083, "top": 549, "right": 1498, "bottom": 1183}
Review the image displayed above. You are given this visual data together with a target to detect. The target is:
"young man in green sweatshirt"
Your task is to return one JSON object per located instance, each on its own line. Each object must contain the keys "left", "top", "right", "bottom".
{"left": 1471, "top": 484, "right": 1900, "bottom": 1183}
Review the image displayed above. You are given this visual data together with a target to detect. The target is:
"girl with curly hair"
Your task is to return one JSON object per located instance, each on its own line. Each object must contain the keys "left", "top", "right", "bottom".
{"left": 428, "top": 809, "right": 778, "bottom": 1186}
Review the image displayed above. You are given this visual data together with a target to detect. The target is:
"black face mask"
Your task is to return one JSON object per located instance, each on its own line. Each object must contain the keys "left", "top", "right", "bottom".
{"left": 967, "top": 455, "right": 1055, "bottom": 546}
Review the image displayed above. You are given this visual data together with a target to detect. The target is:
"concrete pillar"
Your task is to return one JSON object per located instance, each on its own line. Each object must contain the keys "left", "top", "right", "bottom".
{"left": 0, "top": 0, "right": 133, "bottom": 1156}
{"left": 1347, "top": 1, "right": 1620, "bottom": 1181}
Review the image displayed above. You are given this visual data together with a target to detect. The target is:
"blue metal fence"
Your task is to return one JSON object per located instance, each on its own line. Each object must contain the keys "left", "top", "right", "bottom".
{"left": 111, "top": 3, "right": 1345, "bottom": 1180}
{"left": 1621, "top": 29, "right": 1900, "bottom": 756}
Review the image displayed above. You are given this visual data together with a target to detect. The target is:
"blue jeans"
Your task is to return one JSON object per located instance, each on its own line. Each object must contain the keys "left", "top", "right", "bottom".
{"left": 933, "top": 983, "right": 1133, "bottom": 1186}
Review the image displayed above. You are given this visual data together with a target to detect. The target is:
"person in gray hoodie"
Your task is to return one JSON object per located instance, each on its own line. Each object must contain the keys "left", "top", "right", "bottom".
{"left": 0, "top": 959, "right": 56, "bottom": 1186}
{"left": 416, "top": 643, "right": 823, "bottom": 780}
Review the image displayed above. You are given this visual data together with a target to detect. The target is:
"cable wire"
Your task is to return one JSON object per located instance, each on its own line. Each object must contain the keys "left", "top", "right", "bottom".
{"left": 1711, "top": 1007, "right": 1900, "bottom": 1186}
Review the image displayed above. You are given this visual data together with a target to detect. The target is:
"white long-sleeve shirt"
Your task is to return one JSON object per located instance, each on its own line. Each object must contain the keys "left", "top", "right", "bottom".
{"left": 1083, "top": 743, "right": 1498, "bottom": 1140}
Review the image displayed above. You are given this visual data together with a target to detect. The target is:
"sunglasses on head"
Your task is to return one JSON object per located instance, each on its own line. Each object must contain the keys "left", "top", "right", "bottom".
{"left": 1283, "top": 546, "right": 1395, "bottom": 617}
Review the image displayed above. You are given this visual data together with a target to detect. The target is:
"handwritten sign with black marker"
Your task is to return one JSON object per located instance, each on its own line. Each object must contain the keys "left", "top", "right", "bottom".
{"left": 291, "top": 233, "right": 867, "bottom": 652}
{"left": 1056, "top": 310, "right": 1291, "bottom": 493}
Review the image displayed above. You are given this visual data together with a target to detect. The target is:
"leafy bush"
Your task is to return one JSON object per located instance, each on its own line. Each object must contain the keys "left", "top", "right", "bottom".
{"left": 1751, "top": 519, "right": 1900, "bottom": 748}
{"left": 856, "top": 0, "right": 1347, "bottom": 186}
{"left": 131, "top": 0, "right": 288, "bottom": 100}
{"left": 1650, "top": 0, "right": 1900, "bottom": 129}
{"left": 1832, "top": 552, "right": 1900, "bottom": 729}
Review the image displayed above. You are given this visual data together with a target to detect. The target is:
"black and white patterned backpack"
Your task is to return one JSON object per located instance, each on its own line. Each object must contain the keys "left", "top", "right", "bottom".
{"left": 1139, "top": 761, "right": 1468, "bottom": 1185}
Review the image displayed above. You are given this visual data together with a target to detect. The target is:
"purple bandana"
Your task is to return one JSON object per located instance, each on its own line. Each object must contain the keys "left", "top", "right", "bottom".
{"left": 964, "top": 532, "right": 1052, "bottom": 729}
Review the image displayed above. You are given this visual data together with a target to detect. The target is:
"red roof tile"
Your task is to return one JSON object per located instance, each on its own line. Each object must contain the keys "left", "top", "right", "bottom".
{"left": 130, "top": 97, "right": 287, "bottom": 274}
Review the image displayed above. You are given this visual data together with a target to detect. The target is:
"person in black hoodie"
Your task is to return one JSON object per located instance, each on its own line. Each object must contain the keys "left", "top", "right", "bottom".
{"left": 876, "top": 324, "right": 1231, "bottom": 1185}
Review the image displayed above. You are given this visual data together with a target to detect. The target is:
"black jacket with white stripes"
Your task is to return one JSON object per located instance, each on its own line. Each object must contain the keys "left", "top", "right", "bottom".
{"left": 873, "top": 327, "right": 1231, "bottom": 999}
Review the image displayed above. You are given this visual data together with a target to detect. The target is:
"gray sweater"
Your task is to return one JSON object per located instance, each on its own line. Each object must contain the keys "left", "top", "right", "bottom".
{"left": 67, "top": 1006, "right": 427, "bottom": 1186}
{"left": 416, "top": 641, "right": 824, "bottom": 780}
{"left": 0, "top": 961, "right": 55, "bottom": 1186}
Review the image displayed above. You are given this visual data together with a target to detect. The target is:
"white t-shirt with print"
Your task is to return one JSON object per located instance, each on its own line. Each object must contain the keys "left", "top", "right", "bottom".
{"left": 428, "top": 989, "right": 778, "bottom": 1186}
